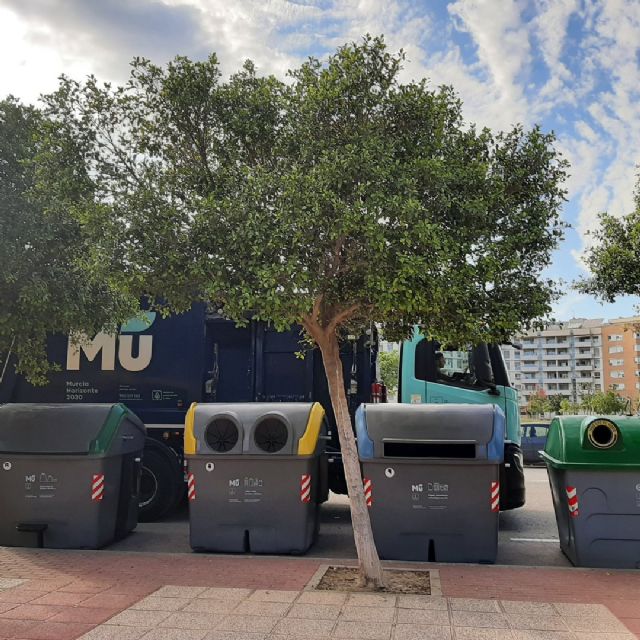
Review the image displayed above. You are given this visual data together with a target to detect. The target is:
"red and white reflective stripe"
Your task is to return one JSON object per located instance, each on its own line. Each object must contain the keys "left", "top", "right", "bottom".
{"left": 187, "top": 473, "right": 196, "bottom": 501}
{"left": 300, "top": 474, "right": 311, "bottom": 503}
{"left": 91, "top": 474, "right": 105, "bottom": 502}
{"left": 363, "top": 478, "right": 372, "bottom": 507}
{"left": 490, "top": 481, "right": 500, "bottom": 512}
{"left": 566, "top": 486, "right": 579, "bottom": 517}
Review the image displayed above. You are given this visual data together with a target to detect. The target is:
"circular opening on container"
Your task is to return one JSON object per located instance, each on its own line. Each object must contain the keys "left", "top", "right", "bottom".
{"left": 205, "top": 417, "right": 240, "bottom": 453}
{"left": 253, "top": 416, "right": 289, "bottom": 453}
{"left": 587, "top": 420, "right": 618, "bottom": 449}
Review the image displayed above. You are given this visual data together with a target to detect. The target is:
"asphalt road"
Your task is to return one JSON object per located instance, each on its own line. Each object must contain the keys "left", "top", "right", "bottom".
{"left": 108, "top": 467, "right": 568, "bottom": 566}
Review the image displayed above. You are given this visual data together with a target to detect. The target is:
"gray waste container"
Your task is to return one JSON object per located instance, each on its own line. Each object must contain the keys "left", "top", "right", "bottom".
{"left": 356, "top": 403, "right": 505, "bottom": 563}
{"left": 184, "top": 402, "right": 326, "bottom": 553}
{"left": 0, "top": 403, "right": 145, "bottom": 549}
{"left": 542, "top": 415, "right": 640, "bottom": 568}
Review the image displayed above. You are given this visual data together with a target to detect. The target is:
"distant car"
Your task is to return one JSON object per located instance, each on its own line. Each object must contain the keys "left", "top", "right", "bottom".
{"left": 520, "top": 422, "right": 550, "bottom": 465}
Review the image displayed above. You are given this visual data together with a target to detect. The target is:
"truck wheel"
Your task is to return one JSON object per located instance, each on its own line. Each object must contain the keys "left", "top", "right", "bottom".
{"left": 138, "top": 441, "right": 183, "bottom": 522}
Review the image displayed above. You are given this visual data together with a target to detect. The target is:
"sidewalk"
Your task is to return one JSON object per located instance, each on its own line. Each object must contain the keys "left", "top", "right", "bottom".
{"left": 1, "top": 547, "right": 639, "bottom": 639}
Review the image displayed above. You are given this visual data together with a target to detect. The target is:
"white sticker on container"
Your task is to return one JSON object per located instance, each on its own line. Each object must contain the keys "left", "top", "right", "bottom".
{"left": 205, "top": 462, "right": 215, "bottom": 472}
{"left": 385, "top": 467, "right": 395, "bottom": 478}
{"left": 2, "top": 462, "right": 10, "bottom": 471}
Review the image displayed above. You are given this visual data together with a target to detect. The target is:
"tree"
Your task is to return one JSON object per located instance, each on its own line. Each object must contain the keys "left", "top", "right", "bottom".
{"left": 559, "top": 398, "right": 580, "bottom": 415}
{"left": 585, "top": 389, "right": 628, "bottom": 415}
{"left": 527, "top": 389, "right": 549, "bottom": 417}
{"left": 580, "top": 174, "right": 640, "bottom": 300}
{"left": 35, "top": 36, "right": 567, "bottom": 586}
{"left": 547, "top": 394, "right": 564, "bottom": 415}
{"left": 0, "top": 97, "right": 135, "bottom": 384}
{"left": 378, "top": 350, "right": 400, "bottom": 397}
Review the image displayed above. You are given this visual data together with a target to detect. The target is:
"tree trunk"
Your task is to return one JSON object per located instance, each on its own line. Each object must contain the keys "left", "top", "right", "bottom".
{"left": 316, "top": 331, "right": 385, "bottom": 589}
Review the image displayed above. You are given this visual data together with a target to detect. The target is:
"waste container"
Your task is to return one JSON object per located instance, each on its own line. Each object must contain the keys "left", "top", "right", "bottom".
{"left": 356, "top": 403, "right": 505, "bottom": 563}
{"left": 0, "top": 403, "right": 145, "bottom": 549}
{"left": 542, "top": 415, "right": 640, "bottom": 568}
{"left": 185, "top": 402, "right": 326, "bottom": 553}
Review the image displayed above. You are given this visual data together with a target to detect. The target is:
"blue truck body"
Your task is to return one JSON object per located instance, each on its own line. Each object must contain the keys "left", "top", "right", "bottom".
{"left": 1, "top": 304, "right": 378, "bottom": 519}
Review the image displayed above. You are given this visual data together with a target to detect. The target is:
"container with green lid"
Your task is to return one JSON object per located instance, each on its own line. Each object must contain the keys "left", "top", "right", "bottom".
{"left": 0, "top": 403, "right": 146, "bottom": 549}
{"left": 542, "top": 415, "right": 640, "bottom": 568}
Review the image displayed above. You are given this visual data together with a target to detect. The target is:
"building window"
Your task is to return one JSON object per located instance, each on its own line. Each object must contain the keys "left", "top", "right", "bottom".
{"left": 611, "top": 383, "right": 625, "bottom": 390}
{"left": 611, "top": 371, "right": 625, "bottom": 379}
{"left": 609, "top": 346, "right": 624, "bottom": 354}
{"left": 609, "top": 359, "right": 624, "bottom": 366}
{"left": 608, "top": 334, "right": 623, "bottom": 341}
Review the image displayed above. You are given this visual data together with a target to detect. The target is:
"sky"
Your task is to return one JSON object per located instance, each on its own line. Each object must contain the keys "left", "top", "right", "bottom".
{"left": 1, "top": 0, "right": 639, "bottom": 322}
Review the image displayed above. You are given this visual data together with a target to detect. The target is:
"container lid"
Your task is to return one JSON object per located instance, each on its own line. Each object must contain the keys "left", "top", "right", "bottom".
{"left": 356, "top": 403, "right": 504, "bottom": 462}
{"left": 0, "top": 403, "right": 142, "bottom": 455}
{"left": 184, "top": 402, "right": 325, "bottom": 456}
{"left": 541, "top": 415, "right": 640, "bottom": 469}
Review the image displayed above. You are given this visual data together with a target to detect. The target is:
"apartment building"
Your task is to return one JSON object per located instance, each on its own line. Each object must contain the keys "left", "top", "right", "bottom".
{"left": 501, "top": 319, "right": 604, "bottom": 409}
{"left": 602, "top": 317, "right": 640, "bottom": 406}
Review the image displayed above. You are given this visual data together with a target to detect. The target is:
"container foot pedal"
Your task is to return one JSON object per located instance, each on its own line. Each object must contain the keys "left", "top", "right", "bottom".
{"left": 16, "top": 523, "right": 47, "bottom": 548}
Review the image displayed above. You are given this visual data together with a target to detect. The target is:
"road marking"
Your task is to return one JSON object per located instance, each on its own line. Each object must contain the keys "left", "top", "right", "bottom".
{"left": 510, "top": 537, "right": 559, "bottom": 543}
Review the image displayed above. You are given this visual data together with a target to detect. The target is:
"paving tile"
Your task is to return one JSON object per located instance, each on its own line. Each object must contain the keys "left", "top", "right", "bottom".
{"left": 574, "top": 634, "right": 635, "bottom": 640}
{"left": 339, "top": 606, "right": 395, "bottom": 623}
{"left": 564, "top": 616, "right": 631, "bottom": 634}
{"left": 159, "top": 612, "right": 226, "bottom": 630}
{"left": 80, "top": 594, "right": 142, "bottom": 610}
{"left": 451, "top": 611, "right": 509, "bottom": 629}
{"left": 218, "top": 616, "right": 279, "bottom": 634}
{"left": 15, "top": 620, "right": 94, "bottom": 640}
{"left": 32, "top": 592, "right": 94, "bottom": 607}
{"left": 391, "top": 623, "right": 451, "bottom": 639}
{"left": 510, "top": 632, "right": 576, "bottom": 640}
{"left": 507, "top": 615, "right": 569, "bottom": 631}
{"left": 296, "top": 592, "right": 348, "bottom": 606}
{"left": 182, "top": 600, "right": 240, "bottom": 614}
{"left": 553, "top": 603, "right": 618, "bottom": 619}
{"left": 0, "top": 601, "right": 18, "bottom": 614}
{"left": 198, "top": 589, "right": 253, "bottom": 601}
{"left": 0, "top": 603, "right": 65, "bottom": 620}
{"left": 287, "top": 604, "right": 342, "bottom": 620}
{"left": 0, "top": 578, "right": 27, "bottom": 589}
{"left": 153, "top": 587, "right": 208, "bottom": 599}
{"left": 247, "top": 590, "right": 299, "bottom": 604}
{"left": 205, "top": 632, "right": 266, "bottom": 640}
{"left": 0, "top": 590, "right": 51, "bottom": 604}
{"left": 139, "top": 629, "right": 208, "bottom": 640}
{"left": 79, "top": 626, "right": 150, "bottom": 639}
{"left": 49, "top": 607, "right": 120, "bottom": 625}
{"left": 109, "top": 609, "right": 173, "bottom": 627}
{"left": 272, "top": 617, "right": 335, "bottom": 638}
{"left": 501, "top": 601, "right": 557, "bottom": 616}
{"left": 232, "top": 601, "right": 291, "bottom": 617}
{"left": 131, "top": 597, "right": 191, "bottom": 612}
{"left": 397, "top": 596, "right": 448, "bottom": 610}
{"left": 396, "top": 608, "right": 450, "bottom": 626}
{"left": 448, "top": 598, "right": 501, "bottom": 612}
{"left": 346, "top": 594, "right": 396, "bottom": 608}
{"left": 454, "top": 628, "right": 515, "bottom": 640}
{"left": 0, "top": 618, "right": 39, "bottom": 637}
{"left": 332, "top": 620, "right": 392, "bottom": 639}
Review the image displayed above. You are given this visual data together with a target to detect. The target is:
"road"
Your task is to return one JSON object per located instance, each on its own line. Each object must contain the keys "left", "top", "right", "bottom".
{"left": 108, "top": 467, "right": 569, "bottom": 566}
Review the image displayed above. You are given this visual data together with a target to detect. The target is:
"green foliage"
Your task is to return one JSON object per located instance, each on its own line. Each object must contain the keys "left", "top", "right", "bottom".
{"left": 581, "top": 389, "right": 629, "bottom": 415}
{"left": 527, "top": 394, "right": 549, "bottom": 417}
{"left": 378, "top": 350, "right": 400, "bottom": 395}
{"left": 34, "top": 36, "right": 568, "bottom": 350}
{"left": 0, "top": 97, "right": 136, "bottom": 383}
{"left": 547, "top": 394, "right": 564, "bottom": 414}
{"left": 559, "top": 398, "right": 581, "bottom": 415}
{"left": 580, "top": 176, "right": 640, "bottom": 301}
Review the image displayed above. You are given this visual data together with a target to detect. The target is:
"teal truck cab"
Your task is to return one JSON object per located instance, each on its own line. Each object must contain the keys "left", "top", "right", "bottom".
{"left": 399, "top": 329, "right": 525, "bottom": 510}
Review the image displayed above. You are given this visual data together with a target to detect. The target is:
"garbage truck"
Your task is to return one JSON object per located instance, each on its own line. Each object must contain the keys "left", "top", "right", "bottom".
{"left": 398, "top": 328, "right": 525, "bottom": 510}
{"left": 0, "top": 303, "right": 379, "bottom": 520}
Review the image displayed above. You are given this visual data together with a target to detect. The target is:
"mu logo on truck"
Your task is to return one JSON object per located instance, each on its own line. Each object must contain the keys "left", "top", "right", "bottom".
{"left": 66, "top": 313, "right": 156, "bottom": 372}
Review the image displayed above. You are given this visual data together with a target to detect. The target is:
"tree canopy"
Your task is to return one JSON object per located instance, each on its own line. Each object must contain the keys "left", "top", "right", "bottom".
{"left": 580, "top": 175, "right": 640, "bottom": 301}
{"left": 0, "top": 97, "right": 135, "bottom": 384}
{"left": 31, "top": 35, "right": 568, "bottom": 585}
